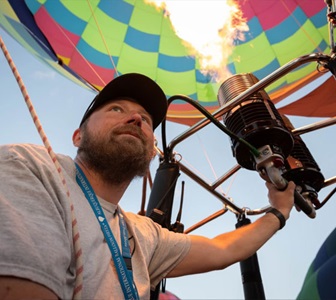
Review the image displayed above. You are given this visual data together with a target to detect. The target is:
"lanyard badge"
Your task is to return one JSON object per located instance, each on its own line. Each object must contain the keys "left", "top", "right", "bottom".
{"left": 75, "top": 163, "right": 139, "bottom": 300}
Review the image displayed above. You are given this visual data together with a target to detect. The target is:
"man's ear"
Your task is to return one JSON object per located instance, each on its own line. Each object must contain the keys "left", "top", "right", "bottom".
{"left": 152, "top": 136, "right": 158, "bottom": 158}
{"left": 152, "top": 147, "right": 157, "bottom": 158}
{"left": 72, "top": 128, "right": 81, "bottom": 147}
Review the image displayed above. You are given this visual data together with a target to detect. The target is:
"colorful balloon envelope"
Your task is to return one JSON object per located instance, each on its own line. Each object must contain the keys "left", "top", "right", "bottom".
{"left": 0, "top": 0, "right": 332, "bottom": 125}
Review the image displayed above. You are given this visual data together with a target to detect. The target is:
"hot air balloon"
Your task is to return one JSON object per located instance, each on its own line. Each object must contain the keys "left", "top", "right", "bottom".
{"left": 297, "top": 227, "right": 336, "bottom": 299}
{"left": 1, "top": 1, "right": 336, "bottom": 299}
{"left": 0, "top": 0, "right": 334, "bottom": 124}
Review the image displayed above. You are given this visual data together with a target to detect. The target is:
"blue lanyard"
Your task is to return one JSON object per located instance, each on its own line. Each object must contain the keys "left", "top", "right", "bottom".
{"left": 75, "top": 163, "right": 139, "bottom": 300}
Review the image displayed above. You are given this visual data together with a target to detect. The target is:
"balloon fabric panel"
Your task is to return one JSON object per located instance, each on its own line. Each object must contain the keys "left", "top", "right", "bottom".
{"left": 0, "top": 0, "right": 334, "bottom": 125}
{"left": 297, "top": 227, "right": 336, "bottom": 300}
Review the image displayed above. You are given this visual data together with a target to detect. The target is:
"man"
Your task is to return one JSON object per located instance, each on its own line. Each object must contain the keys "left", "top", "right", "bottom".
{"left": 0, "top": 73, "right": 295, "bottom": 299}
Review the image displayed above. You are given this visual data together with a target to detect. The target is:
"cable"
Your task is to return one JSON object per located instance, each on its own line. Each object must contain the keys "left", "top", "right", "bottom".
{"left": 161, "top": 94, "right": 260, "bottom": 162}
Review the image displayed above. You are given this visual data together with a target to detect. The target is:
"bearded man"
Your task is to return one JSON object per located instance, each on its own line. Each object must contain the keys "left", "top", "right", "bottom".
{"left": 0, "top": 73, "right": 295, "bottom": 300}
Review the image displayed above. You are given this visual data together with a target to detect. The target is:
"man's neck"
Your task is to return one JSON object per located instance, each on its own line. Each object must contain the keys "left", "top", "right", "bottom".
{"left": 74, "top": 156, "right": 130, "bottom": 205}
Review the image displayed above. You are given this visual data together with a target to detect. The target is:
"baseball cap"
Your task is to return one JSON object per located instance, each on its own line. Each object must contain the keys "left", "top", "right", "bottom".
{"left": 80, "top": 73, "right": 168, "bottom": 129}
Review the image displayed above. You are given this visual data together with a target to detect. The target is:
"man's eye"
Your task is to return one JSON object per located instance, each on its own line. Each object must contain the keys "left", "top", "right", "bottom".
{"left": 111, "top": 106, "right": 122, "bottom": 112}
{"left": 141, "top": 115, "right": 152, "bottom": 125}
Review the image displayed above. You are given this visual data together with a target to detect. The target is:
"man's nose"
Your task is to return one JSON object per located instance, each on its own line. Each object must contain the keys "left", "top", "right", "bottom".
{"left": 126, "top": 112, "right": 142, "bottom": 127}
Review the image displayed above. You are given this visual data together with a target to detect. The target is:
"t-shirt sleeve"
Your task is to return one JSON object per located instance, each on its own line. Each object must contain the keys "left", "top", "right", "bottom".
{"left": 124, "top": 211, "right": 191, "bottom": 289}
{"left": 0, "top": 145, "right": 74, "bottom": 298}
{"left": 148, "top": 224, "right": 191, "bottom": 288}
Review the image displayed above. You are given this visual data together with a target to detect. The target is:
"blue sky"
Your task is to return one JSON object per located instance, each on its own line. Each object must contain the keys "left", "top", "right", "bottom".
{"left": 1, "top": 28, "right": 336, "bottom": 299}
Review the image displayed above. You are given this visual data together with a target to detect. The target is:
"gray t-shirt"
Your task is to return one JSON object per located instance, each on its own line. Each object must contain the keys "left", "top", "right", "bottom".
{"left": 0, "top": 144, "right": 191, "bottom": 299}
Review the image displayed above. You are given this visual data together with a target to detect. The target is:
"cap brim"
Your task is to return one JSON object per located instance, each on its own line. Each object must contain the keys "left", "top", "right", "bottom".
{"left": 80, "top": 73, "right": 167, "bottom": 129}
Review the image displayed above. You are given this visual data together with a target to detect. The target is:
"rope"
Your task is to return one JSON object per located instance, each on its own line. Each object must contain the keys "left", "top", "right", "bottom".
{"left": 0, "top": 35, "right": 84, "bottom": 299}
{"left": 86, "top": 0, "right": 119, "bottom": 77}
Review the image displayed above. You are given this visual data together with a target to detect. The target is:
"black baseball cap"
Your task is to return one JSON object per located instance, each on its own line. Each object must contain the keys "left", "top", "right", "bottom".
{"left": 80, "top": 73, "right": 168, "bottom": 129}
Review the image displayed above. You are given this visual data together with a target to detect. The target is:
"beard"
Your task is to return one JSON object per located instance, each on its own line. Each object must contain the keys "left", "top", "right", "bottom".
{"left": 77, "top": 123, "right": 153, "bottom": 184}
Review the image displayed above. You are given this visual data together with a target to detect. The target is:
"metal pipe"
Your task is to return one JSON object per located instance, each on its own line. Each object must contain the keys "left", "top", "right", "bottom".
{"left": 184, "top": 208, "right": 227, "bottom": 234}
{"left": 323, "top": 176, "right": 336, "bottom": 187}
{"left": 178, "top": 160, "right": 271, "bottom": 216}
{"left": 292, "top": 116, "right": 336, "bottom": 135}
{"left": 168, "top": 53, "right": 331, "bottom": 153}
{"left": 211, "top": 164, "right": 241, "bottom": 190}
{"left": 178, "top": 161, "right": 243, "bottom": 214}
{"left": 325, "top": 0, "right": 336, "bottom": 52}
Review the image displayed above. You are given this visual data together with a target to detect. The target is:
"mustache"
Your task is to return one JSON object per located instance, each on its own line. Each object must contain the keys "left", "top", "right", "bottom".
{"left": 112, "top": 124, "right": 147, "bottom": 143}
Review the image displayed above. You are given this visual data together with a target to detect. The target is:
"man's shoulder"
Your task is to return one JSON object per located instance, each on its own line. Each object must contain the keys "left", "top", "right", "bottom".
{"left": 0, "top": 143, "right": 76, "bottom": 180}
{"left": 0, "top": 143, "right": 44, "bottom": 158}
{"left": 0, "top": 143, "right": 71, "bottom": 165}
{"left": 124, "top": 211, "right": 156, "bottom": 228}
{"left": 123, "top": 210, "right": 170, "bottom": 234}
{"left": 0, "top": 143, "right": 44, "bottom": 152}
{"left": 0, "top": 143, "right": 50, "bottom": 159}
